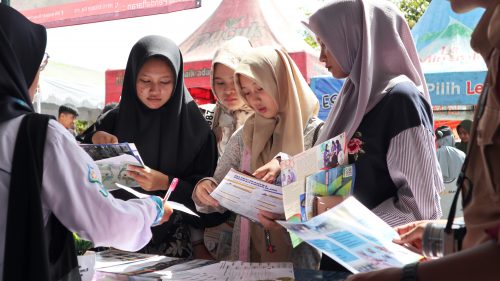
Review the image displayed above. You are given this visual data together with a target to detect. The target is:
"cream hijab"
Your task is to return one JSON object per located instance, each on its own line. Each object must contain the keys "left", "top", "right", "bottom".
{"left": 305, "top": 0, "right": 430, "bottom": 142}
{"left": 234, "top": 47, "right": 319, "bottom": 172}
{"left": 211, "top": 37, "right": 254, "bottom": 155}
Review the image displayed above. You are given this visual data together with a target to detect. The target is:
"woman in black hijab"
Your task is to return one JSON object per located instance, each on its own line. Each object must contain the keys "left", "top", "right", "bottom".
{"left": 81, "top": 35, "right": 223, "bottom": 257}
{"left": 1, "top": 5, "right": 176, "bottom": 280}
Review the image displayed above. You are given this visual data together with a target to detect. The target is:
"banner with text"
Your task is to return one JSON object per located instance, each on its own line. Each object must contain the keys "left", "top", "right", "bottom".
{"left": 14, "top": 0, "right": 200, "bottom": 28}
{"left": 425, "top": 71, "right": 486, "bottom": 106}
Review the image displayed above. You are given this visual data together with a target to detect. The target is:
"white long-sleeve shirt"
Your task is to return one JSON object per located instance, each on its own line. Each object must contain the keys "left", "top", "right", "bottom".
{"left": 0, "top": 115, "right": 161, "bottom": 278}
{"left": 373, "top": 125, "right": 444, "bottom": 226}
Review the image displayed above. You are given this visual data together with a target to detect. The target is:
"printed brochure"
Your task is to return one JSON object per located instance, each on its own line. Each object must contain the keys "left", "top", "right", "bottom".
{"left": 304, "top": 164, "right": 355, "bottom": 220}
{"left": 280, "top": 132, "right": 347, "bottom": 222}
{"left": 278, "top": 197, "right": 422, "bottom": 273}
{"left": 210, "top": 168, "right": 284, "bottom": 224}
{"left": 80, "top": 142, "right": 143, "bottom": 190}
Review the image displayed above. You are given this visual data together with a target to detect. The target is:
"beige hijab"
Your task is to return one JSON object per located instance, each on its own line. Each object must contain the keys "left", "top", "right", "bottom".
{"left": 234, "top": 46, "right": 319, "bottom": 263}
{"left": 234, "top": 47, "right": 319, "bottom": 172}
{"left": 305, "top": 0, "right": 429, "bottom": 141}
{"left": 211, "top": 37, "right": 253, "bottom": 155}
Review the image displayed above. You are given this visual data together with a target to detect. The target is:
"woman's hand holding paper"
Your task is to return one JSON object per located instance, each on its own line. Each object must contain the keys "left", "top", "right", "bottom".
{"left": 91, "top": 130, "right": 118, "bottom": 144}
{"left": 393, "top": 220, "right": 433, "bottom": 254}
{"left": 194, "top": 179, "right": 220, "bottom": 208}
{"left": 159, "top": 201, "right": 174, "bottom": 225}
{"left": 127, "top": 165, "right": 169, "bottom": 192}
{"left": 253, "top": 158, "right": 281, "bottom": 183}
{"left": 258, "top": 210, "right": 285, "bottom": 231}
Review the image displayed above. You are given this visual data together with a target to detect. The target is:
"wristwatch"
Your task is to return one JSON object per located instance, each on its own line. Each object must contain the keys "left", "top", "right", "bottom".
{"left": 401, "top": 262, "right": 419, "bottom": 281}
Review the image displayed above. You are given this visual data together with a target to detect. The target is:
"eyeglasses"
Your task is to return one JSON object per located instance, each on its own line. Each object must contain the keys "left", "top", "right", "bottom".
{"left": 39, "top": 52, "right": 50, "bottom": 71}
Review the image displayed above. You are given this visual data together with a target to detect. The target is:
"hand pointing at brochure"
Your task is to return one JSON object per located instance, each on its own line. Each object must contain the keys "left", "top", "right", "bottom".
{"left": 253, "top": 158, "right": 281, "bottom": 183}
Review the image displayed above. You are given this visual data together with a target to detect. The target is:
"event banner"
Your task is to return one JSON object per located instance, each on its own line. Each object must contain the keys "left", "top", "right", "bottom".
{"left": 310, "top": 76, "right": 344, "bottom": 121}
{"left": 309, "top": 72, "right": 485, "bottom": 110}
{"left": 424, "top": 71, "right": 486, "bottom": 106}
{"left": 13, "top": 0, "right": 201, "bottom": 28}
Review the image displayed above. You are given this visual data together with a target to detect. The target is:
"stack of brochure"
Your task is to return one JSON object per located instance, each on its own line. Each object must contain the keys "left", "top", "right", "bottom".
{"left": 95, "top": 249, "right": 295, "bottom": 280}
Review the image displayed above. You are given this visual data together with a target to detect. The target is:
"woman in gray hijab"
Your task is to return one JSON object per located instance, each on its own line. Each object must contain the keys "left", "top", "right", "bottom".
{"left": 304, "top": 0, "right": 444, "bottom": 269}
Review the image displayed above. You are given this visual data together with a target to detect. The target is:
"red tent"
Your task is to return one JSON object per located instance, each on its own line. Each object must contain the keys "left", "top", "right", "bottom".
{"left": 180, "top": 0, "right": 329, "bottom": 104}
{"left": 105, "top": 0, "right": 329, "bottom": 105}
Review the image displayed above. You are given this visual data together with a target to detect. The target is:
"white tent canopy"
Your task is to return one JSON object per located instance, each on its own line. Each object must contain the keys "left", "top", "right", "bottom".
{"left": 39, "top": 77, "right": 103, "bottom": 109}
{"left": 36, "top": 61, "right": 104, "bottom": 121}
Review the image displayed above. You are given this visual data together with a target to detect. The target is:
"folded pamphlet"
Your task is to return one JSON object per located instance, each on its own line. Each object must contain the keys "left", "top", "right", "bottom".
{"left": 80, "top": 142, "right": 143, "bottom": 190}
{"left": 210, "top": 168, "right": 284, "bottom": 224}
{"left": 278, "top": 197, "right": 422, "bottom": 274}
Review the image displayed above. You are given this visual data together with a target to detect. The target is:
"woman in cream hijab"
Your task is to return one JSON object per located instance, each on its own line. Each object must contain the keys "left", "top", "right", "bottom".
{"left": 193, "top": 46, "right": 323, "bottom": 268}
{"left": 200, "top": 36, "right": 253, "bottom": 156}
{"left": 305, "top": 0, "right": 444, "bottom": 270}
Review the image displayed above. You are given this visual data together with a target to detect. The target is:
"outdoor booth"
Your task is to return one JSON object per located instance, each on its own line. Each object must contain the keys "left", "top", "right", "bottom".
{"left": 308, "top": 0, "right": 486, "bottom": 130}
{"left": 411, "top": 0, "right": 486, "bottom": 130}
{"left": 104, "top": 0, "right": 330, "bottom": 105}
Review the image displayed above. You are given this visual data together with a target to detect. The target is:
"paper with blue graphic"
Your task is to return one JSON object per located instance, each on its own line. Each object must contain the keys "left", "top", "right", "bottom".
{"left": 278, "top": 197, "right": 422, "bottom": 273}
{"left": 304, "top": 164, "right": 355, "bottom": 220}
{"left": 81, "top": 142, "right": 143, "bottom": 190}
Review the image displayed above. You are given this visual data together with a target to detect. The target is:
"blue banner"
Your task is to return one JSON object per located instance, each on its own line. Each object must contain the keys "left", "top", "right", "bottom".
{"left": 411, "top": 0, "right": 485, "bottom": 106}
{"left": 425, "top": 71, "right": 486, "bottom": 106}
{"left": 310, "top": 76, "right": 344, "bottom": 120}
{"left": 311, "top": 71, "right": 484, "bottom": 113}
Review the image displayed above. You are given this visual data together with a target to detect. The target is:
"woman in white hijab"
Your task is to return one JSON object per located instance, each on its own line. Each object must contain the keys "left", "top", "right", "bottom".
{"left": 201, "top": 36, "right": 254, "bottom": 156}
{"left": 197, "top": 37, "right": 254, "bottom": 259}
{"left": 304, "top": 0, "right": 444, "bottom": 268}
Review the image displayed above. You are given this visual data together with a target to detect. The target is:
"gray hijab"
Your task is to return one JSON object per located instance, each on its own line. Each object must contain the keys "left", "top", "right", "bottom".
{"left": 305, "top": 0, "right": 430, "bottom": 142}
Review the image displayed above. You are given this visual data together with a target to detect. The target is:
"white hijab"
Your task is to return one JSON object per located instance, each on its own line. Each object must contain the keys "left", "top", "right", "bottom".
{"left": 210, "top": 36, "right": 253, "bottom": 155}
{"left": 305, "top": 0, "right": 430, "bottom": 142}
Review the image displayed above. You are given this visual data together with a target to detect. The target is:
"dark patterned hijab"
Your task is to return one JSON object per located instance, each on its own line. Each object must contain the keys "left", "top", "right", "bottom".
{"left": 0, "top": 4, "right": 46, "bottom": 122}
{"left": 115, "top": 35, "right": 212, "bottom": 174}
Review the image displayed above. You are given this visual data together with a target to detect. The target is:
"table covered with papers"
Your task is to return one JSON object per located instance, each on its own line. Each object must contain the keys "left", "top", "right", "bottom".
{"left": 91, "top": 249, "right": 350, "bottom": 281}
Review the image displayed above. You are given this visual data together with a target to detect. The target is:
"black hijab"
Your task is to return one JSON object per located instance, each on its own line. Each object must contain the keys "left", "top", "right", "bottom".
{"left": 0, "top": 4, "right": 46, "bottom": 122}
{"left": 115, "top": 35, "right": 212, "bottom": 175}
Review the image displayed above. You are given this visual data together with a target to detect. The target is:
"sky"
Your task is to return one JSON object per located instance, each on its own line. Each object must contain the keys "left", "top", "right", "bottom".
{"left": 45, "top": 0, "right": 324, "bottom": 73}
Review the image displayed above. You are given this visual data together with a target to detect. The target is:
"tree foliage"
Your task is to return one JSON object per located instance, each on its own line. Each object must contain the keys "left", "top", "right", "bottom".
{"left": 396, "top": 0, "right": 431, "bottom": 28}
{"left": 75, "top": 119, "right": 89, "bottom": 135}
{"left": 301, "top": 0, "right": 431, "bottom": 49}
